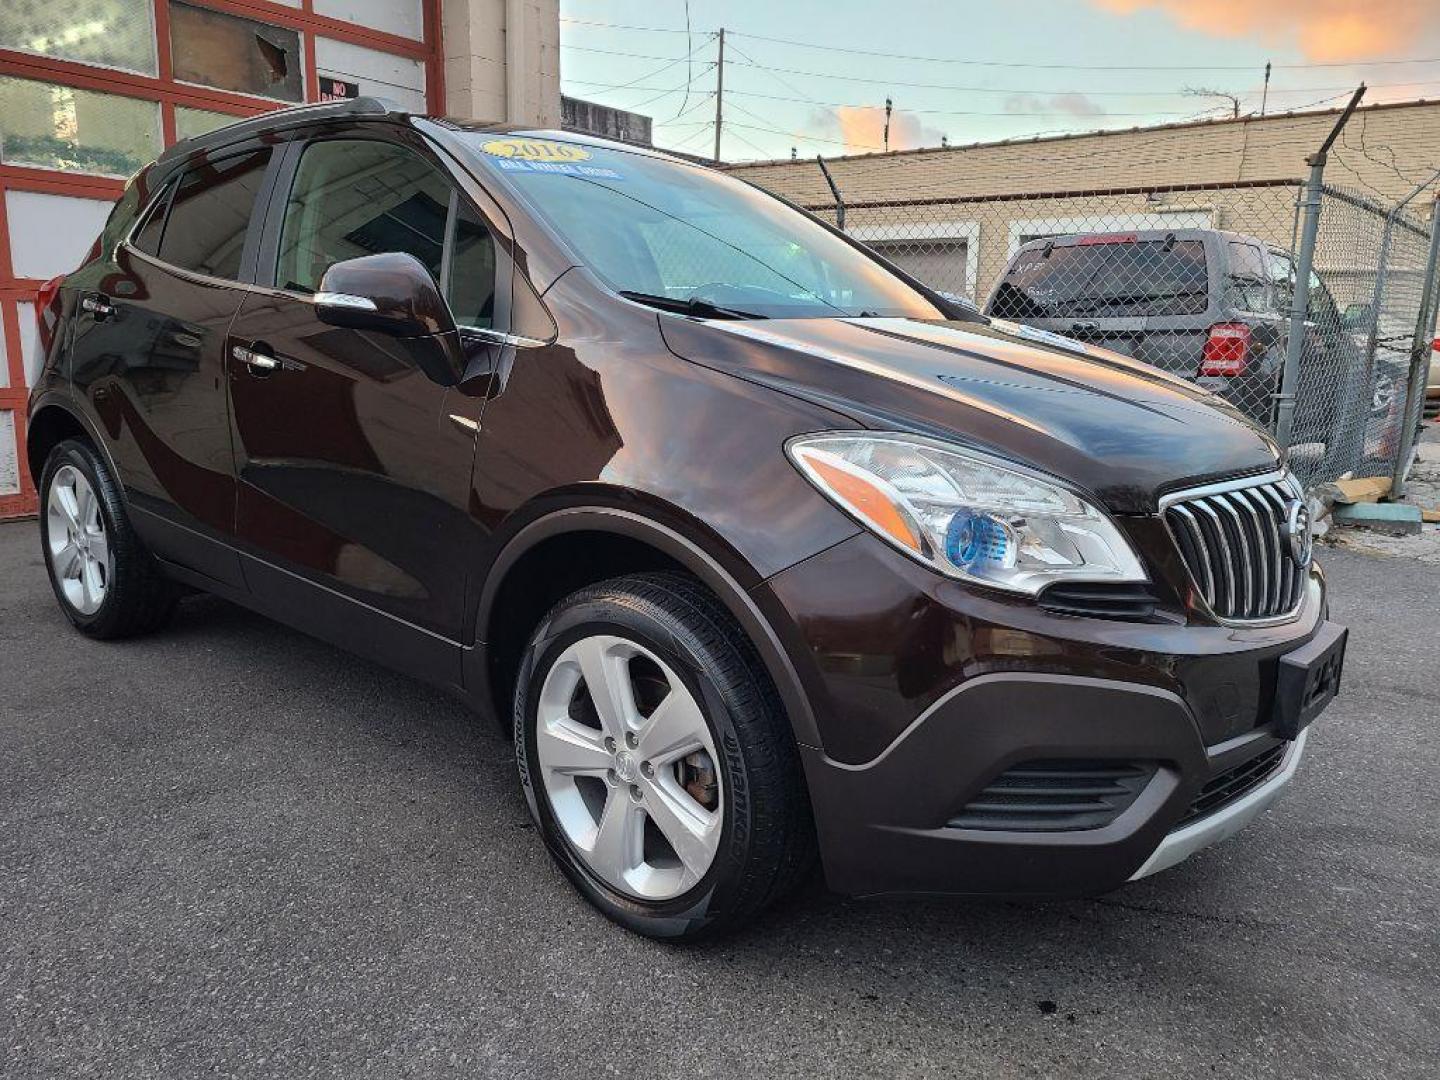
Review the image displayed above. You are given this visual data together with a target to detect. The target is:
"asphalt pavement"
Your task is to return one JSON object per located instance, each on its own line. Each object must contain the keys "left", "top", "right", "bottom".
{"left": 1, "top": 519, "right": 1436, "bottom": 1079}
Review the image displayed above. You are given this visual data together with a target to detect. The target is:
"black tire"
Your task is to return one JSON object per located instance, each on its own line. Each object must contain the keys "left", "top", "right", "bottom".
{"left": 514, "top": 572, "right": 816, "bottom": 940}
{"left": 38, "top": 439, "right": 178, "bottom": 639}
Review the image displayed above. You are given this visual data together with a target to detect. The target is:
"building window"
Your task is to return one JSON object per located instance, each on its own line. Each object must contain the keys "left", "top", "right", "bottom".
{"left": 0, "top": 0, "right": 158, "bottom": 76}
{"left": 175, "top": 106, "right": 245, "bottom": 142}
{"left": 0, "top": 76, "right": 161, "bottom": 177}
{"left": 169, "top": 2, "right": 304, "bottom": 103}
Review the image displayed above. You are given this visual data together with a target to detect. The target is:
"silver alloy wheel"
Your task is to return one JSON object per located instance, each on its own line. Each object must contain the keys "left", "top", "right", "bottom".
{"left": 535, "top": 634, "right": 724, "bottom": 901}
{"left": 46, "top": 464, "right": 111, "bottom": 616}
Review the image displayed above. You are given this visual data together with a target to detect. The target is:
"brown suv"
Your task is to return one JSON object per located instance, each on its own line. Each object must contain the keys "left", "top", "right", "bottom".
{"left": 27, "top": 100, "right": 1346, "bottom": 939}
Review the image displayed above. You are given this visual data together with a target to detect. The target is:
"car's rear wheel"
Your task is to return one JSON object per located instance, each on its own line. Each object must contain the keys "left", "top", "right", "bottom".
{"left": 514, "top": 572, "right": 814, "bottom": 939}
{"left": 39, "top": 439, "right": 178, "bottom": 639}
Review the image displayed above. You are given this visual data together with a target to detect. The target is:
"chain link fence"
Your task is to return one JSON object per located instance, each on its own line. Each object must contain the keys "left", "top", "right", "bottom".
{"left": 790, "top": 172, "right": 1440, "bottom": 490}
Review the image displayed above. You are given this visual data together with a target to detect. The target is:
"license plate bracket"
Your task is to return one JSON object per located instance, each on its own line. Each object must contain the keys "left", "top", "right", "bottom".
{"left": 1272, "top": 621, "right": 1347, "bottom": 740}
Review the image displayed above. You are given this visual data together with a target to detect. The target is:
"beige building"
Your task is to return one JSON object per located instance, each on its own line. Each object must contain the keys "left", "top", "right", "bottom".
{"left": 724, "top": 100, "right": 1440, "bottom": 306}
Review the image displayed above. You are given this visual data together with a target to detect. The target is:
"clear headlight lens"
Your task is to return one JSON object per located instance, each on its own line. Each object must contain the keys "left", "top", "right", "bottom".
{"left": 787, "top": 433, "right": 1147, "bottom": 595}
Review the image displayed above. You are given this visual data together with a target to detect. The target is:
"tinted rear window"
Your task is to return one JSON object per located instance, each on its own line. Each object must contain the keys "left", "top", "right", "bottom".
{"left": 990, "top": 238, "right": 1209, "bottom": 319}
{"left": 157, "top": 149, "right": 271, "bottom": 280}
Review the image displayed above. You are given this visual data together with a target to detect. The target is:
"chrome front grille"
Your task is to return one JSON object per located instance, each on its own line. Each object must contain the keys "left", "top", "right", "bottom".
{"left": 1162, "top": 472, "right": 1308, "bottom": 623}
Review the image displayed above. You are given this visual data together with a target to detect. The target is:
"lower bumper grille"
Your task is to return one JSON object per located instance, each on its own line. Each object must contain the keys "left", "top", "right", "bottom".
{"left": 948, "top": 759, "right": 1156, "bottom": 832}
{"left": 1179, "top": 743, "right": 1287, "bottom": 828}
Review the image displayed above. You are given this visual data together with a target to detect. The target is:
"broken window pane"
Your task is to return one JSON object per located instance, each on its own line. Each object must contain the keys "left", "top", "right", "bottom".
{"left": 169, "top": 2, "right": 303, "bottom": 103}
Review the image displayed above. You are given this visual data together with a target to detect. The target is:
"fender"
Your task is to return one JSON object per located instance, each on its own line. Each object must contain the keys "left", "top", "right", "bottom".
{"left": 26, "top": 389, "right": 124, "bottom": 494}
{"left": 466, "top": 503, "right": 824, "bottom": 750}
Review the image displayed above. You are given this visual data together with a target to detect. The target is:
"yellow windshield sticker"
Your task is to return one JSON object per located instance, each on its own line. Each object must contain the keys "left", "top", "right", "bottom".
{"left": 480, "top": 138, "right": 591, "bottom": 163}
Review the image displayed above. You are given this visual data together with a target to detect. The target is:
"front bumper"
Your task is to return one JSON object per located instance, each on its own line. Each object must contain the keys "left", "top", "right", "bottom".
{"left": 756, "top": 532, "right": 1334, "bottom": 898}
{"left": 1129, "top": 728, "right": 1307, "bottom": 880}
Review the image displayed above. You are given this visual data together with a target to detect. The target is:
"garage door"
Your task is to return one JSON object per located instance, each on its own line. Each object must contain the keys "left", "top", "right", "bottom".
{"left": 868, "top": 239, "right": 970, "bottom": 299}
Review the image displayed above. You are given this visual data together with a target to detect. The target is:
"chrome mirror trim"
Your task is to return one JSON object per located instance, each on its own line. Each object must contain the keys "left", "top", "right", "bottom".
{"left": 458, "top": 325, "right": 549, "bottom": 349}
{"left": 314, "top": 292, "right": 380, "bottom": 312}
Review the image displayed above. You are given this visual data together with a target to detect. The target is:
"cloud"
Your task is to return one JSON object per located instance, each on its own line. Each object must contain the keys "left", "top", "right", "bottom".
{"left": 1092, "top": 0, "right": 1438, "bottom": 62}
{"left": 808, "top": 105, "right": 946, "bottom": 153}
{"left": 1003, "top": 92, "right": 1107, "bottom": 117}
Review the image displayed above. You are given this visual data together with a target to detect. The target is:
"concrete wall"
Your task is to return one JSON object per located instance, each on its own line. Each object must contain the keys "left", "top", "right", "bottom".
{"left": 725, "top": 101, "right": 1440, "bottom": 304}
{"left": 442, "top": 0, "right": 559, "bottom": 126}
{"left": 725, "top": 101, "right": 1440, "bottom": 209}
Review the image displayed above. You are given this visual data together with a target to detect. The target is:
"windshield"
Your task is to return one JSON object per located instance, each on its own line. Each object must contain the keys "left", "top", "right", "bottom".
{"left": 459, "top": 135, "right": 943, "bottom": 320}
{"left": 990, "top": 238, "right": 1209, "bottom": 320}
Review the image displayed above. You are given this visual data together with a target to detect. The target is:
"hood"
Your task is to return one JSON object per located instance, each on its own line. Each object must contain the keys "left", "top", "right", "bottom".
{"left": 658, "top": 315, "right": 1281, "bottom": 515}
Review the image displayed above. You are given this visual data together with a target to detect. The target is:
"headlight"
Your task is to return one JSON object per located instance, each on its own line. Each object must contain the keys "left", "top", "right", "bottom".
{"left": 787, "top": 433, "right": 1147, "bottom": 595}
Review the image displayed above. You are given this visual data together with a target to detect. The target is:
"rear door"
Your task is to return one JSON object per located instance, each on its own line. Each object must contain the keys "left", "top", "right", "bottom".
{"left": 224, "top": 127, "right": 507, "bottom": 678}
{"left": 68, "top": 145, "right": 275, "bottom": 586}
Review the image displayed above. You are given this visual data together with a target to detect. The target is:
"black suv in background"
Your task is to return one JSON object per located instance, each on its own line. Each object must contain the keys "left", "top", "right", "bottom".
{"left": 27, "top": 101, "right": 1345, "bottom": 939}
{"left": 985, "top": 228, "right": 1378, "bottom": 448}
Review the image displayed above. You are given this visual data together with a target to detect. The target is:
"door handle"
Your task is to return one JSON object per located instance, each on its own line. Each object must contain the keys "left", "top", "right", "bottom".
{"left": 81, "top": 295, "right": 115, "bottom": 320}
{"left": 232, "top": 344, "right": 279, "bottom": 374}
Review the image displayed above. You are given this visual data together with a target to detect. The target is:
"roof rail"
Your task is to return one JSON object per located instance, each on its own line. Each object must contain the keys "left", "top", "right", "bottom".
{"left": 156, "top": 97, "right": 408, "bottom": 164}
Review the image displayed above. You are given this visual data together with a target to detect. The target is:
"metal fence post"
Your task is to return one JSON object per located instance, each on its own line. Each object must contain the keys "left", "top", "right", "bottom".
{"left": 817, "top": 155, "right": 845, "bottom": 232}
{"left": 1274, "top": 158, "right": 1325, "bottom": 452}
{"left": 1391, "top": 193, "right": 1440, "bottom": 497}
{"left": 1275, "top": 86, "right": 1365, "bottom": 454}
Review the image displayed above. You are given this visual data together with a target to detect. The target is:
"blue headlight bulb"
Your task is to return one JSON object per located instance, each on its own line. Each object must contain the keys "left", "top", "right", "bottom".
{"left": 944, "top": 509, "right": 1010, "bottom": 571}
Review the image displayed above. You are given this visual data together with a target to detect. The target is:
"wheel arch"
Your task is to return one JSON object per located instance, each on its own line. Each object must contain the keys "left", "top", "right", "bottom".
{"left": 26, "top": 397, "right": 119, "bottom": 489}
{"left": 469, "top": 503, "right": 821, "bottom": 751}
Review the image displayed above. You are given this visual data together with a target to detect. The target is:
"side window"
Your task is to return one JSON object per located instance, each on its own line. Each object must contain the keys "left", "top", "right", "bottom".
{"left": 448, "top": 202, "right": 496, "bottom": 329}
{"left": 277, "top": 139, "right": 451, "bottom": 294}
{"left": 276, "top": 138, "right": 500, "bottom": 328}
{"left": 157, "top": 149, "right": 272, "bottom": 280}
{"left": 1267, "top": 250, "right": 1295, "bottom": 311}
{"left": 130, "top": 179, "right": 175, "bottom": 256}
{"left": 1308, "top": 269, "right": 1340, "bottom": 325}
{"left": 1226, "top": 242, "right": 1269, "bottom": 312}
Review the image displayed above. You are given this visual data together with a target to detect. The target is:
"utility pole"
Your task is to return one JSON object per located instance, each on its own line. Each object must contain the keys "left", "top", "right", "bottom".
{"left": 883, "top": 97, "right": 893, "bottom": 152}
{"left": 1261, "top": 61, "right": 1272, "bottom": 116}
{"left": 713, "top": 28, "right": 725, "bottom": 163}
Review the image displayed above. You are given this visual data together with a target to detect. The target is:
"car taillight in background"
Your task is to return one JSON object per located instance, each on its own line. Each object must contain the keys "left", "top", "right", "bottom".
{"left": 35, "top": 275, "right": 64, "bottom": 315}
{"left": 34, "top": 274, "right": 67, "bottom": 353}
{"left": 34, "top": 275, "right": 66, "bottom": 353}
{"left": 1200, "top": 322, "right": 1252, "bottom": 376}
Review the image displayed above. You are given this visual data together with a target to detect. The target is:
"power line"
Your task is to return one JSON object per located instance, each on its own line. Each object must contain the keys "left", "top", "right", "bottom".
{"left": 559, "top": 15, "right": 693, "bottom": 34}
{"left": 561, "top": 46, "right": 1440, "bottom": 103}
{"left": 670, "top": 1, "right": 698, "bottom": 121}
{"left": 557, "top": 16, "right": 1440, "bottom": 71}
{"left": 560, "top": 80, "right": 1297, "bottom": 119}
{"left": 722, "top": 55, "right": 1440, "bottom": 99}
{"left": 724, "top": 29, "right": 1440, "bottom": 71}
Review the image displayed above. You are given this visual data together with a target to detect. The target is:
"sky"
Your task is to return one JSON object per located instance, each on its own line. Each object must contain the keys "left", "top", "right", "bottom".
{"left": 557, "top": 0, "right": 1440, "bottom": 161}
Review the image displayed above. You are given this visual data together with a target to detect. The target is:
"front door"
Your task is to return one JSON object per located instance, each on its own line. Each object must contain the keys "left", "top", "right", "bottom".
{"left": 225, "top": 133, "right": 504, "bottom": 678}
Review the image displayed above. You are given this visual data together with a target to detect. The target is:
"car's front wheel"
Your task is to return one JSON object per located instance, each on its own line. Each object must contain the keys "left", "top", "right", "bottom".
{"left": 514, "top": 573, "right": 814, "bottom": 939}
{"left": 39, "top": 439, "right": 178, "bottom": 639}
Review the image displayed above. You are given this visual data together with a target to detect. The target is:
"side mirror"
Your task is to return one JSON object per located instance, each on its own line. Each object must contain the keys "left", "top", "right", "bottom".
{"left": 1341, "top": 302, "right": 1372, "bottom": 330}
{"left": 314, "top": 252, "right": 456, "bottom": 338}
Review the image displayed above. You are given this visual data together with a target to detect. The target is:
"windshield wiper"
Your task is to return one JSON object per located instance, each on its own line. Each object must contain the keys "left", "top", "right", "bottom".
{"left": 619, "top": 290, "right": 767, "bottom": 320}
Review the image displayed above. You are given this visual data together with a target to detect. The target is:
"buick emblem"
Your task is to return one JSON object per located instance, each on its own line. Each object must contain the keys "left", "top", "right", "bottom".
{"left": 1282, "top": 498, "right": 1314, "bottom": 567}
{"left": 613, "top": 750, "right": 639, "bottom": 784}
